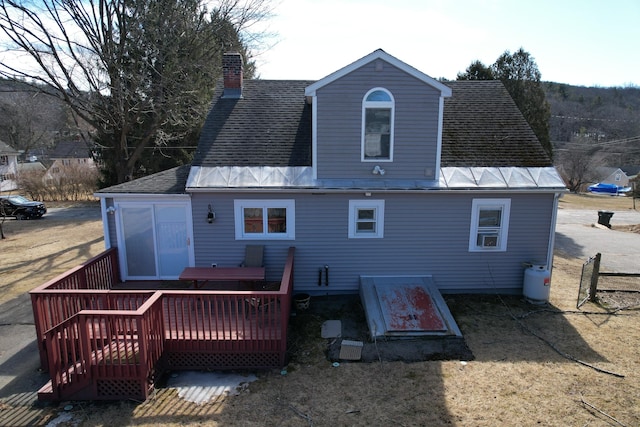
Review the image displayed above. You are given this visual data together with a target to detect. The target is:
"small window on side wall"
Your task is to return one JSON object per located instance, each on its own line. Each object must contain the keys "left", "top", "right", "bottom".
{"left": 362, "top": 88, "right": 394, "bottom": 162}
{"left": 469, "top": 199, "right": 510, "bottom": 252}
{"left": 349, "top": 200, "right": 385, "bottom": 238}
{"left": 234, "top": 200, "right": 295, "bottom": 240}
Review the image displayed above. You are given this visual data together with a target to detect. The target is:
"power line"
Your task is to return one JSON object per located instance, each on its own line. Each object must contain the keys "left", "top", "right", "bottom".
{"left": 551, "top": 114, "right": 639, "bottom": 123}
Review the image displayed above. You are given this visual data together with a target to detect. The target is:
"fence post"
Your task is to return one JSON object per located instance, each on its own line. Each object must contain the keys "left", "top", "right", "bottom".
{"left": 589, "top": 252, "right": 601, "bottom": 302}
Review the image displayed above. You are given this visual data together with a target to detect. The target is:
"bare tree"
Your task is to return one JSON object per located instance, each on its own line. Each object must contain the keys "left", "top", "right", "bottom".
{"left": 554, "top": 130, "right": 612, "bottom": 192}
{"left": 0, "top": 0, "right": 273, "bottom": 185}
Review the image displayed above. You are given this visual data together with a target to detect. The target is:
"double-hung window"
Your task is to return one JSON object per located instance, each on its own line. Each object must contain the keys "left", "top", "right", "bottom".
{"left": 469, "top": 199, "right": 510, "bottom": 251}
{"left": 348, "top": 200, "right": 385, "bottom": 238}
{"left": 234, "top": 200, "right": 295, "bottom": 240}
{"left": 362, "top": 88, "right": 394, "bottom": 161}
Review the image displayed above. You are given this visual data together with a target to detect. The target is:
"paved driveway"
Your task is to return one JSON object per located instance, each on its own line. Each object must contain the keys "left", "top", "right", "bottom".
{"left": 555, "top": 208, "right": 640, "bottom": 272}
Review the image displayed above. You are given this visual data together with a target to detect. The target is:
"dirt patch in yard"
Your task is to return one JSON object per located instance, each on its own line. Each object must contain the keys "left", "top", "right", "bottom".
{"left": 0, "top": 199, "right": 639, "bottom": 426}
{"left": 612, "top": 223, "right": 640, "bottom": 234}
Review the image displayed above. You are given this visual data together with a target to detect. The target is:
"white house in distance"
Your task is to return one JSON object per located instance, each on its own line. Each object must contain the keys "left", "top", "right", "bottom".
{"left": 44, "top": 138, "right": 97, "bottom": 185}
{"left": 0, "top": 139, "right": 20, "bottom": 192}
{"left": 96, "top": 50, "right": 567, "bottom": 300}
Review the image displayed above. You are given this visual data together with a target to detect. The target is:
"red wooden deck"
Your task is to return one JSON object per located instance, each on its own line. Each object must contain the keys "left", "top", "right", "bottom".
{"left": 30, "top": 247, "right": 295, "bottom": 402}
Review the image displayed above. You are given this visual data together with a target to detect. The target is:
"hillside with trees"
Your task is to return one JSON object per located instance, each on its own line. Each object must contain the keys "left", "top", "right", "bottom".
{"left": 0, "top": 0, "right": 272, "bottom": 187}
{"left": 546, "top": 82, "right": 640, "bottom": 191}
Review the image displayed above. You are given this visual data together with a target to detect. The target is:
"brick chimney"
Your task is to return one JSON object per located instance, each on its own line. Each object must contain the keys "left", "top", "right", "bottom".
{"left": 222, "top": 52, "right": 243, "bottom": 98}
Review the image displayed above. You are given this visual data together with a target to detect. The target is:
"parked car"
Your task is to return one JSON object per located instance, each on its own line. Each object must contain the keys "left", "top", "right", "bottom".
{"left": 0, "top": 195, "right": 47, "bottom": 219}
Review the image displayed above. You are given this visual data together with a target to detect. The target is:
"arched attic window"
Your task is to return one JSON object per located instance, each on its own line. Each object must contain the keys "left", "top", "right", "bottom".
{"left": 362, "top": 88, "right": 394, "bottom": 161}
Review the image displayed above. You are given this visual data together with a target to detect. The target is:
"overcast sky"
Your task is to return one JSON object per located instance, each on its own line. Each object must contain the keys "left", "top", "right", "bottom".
{"left": 253, "top": 0, "right": 639, "bottom": 87}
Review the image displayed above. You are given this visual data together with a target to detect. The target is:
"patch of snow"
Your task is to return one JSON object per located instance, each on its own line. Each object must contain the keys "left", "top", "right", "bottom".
{"left": 46, "top": 411, "right": 79, "bottom": 427}
{"left": 166, "top": 371, "right": 257, "bottom": 405}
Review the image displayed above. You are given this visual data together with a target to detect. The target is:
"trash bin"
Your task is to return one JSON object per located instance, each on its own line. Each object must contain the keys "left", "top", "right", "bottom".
{"left": 597, "top": 210, "right": 614, "bottom": 228}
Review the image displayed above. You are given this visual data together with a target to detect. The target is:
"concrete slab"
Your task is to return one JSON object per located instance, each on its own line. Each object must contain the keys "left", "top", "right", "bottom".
{"left": 321, "top": 320, "right": 342, "bottom": 338}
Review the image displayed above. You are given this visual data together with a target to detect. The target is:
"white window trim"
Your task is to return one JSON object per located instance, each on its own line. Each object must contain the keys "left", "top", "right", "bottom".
{"left": 348, "top": 200, "right": 385, "bottom": 238}
{"left": 469, "top": 198, "right": 510, "bottom": 252}
{"left": 361, "top": 87, "right": 395, "bottom": 162}
{"left": 234, "top": 199, "right": 295, "bottom": 240}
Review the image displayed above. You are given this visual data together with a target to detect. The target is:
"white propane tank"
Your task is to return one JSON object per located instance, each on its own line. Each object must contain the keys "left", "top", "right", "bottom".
{"left": 523, "top": 264, "right": 551, "bottom": 304}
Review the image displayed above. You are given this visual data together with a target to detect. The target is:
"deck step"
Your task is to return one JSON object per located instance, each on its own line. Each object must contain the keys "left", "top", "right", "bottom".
{"left": 37, "top": 381, "right": 55, "bottom": 401}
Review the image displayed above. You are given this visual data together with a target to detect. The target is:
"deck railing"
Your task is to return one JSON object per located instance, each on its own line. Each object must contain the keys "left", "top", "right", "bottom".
{"left": 31, "top": 246, "right": 295, "bottom": 401}
{"left": 42, "top": 292, "right": 164, "bottom": 401}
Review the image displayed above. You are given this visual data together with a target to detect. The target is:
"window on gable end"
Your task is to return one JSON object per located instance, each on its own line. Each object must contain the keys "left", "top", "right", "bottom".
{"left": 362, "top": 88, "right": 394, "bottom": 162}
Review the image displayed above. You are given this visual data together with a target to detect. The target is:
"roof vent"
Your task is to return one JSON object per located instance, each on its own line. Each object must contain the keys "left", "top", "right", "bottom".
{"left": 222, "top": 52, "right": 243, "bottom": 99}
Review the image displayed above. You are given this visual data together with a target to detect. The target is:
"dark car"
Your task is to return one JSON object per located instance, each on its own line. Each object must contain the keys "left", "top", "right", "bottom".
{"left": 0, "top": 195, "right": 47, "bottom": 219}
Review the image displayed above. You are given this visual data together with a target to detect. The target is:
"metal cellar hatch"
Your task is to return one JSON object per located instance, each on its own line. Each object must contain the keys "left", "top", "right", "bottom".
{"left": 359, "top": 276, "right": 462, "bottom": 339}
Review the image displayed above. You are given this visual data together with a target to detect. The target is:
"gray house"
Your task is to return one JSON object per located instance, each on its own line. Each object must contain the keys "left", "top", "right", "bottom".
{"left": 96, "top": 49, "right": 566, "bottom": 296}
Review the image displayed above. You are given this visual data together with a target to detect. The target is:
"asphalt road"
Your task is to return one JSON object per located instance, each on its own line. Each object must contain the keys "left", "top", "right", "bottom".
{"left": 555, "top": 208, "right": 640, "bottom": 272}
{"left": 45, "top": 204, "right": 102, "bottom": 220}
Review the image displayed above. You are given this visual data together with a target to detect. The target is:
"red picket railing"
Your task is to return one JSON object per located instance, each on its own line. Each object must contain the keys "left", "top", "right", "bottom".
{"left": 32, "top": 247, "right": 295, "bottom": 402}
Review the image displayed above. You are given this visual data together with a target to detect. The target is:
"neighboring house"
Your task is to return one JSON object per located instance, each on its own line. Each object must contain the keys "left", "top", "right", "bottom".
{"left": 17, "top": 160, "right": 47, "bottom": 176}
{"left": 0, "top": 139, "right": 20, "bottom": 192}
{"left": 621, "top": 165, "right": 640, "bottom": 182}
{"left": 96, "top": 50, "right": 566, "bottom": 296}
{"left": 594, "top": 167, "right": 632, "bottom": 187}
{"left": 44, "top": 138, "right": 97, "bottom": 184}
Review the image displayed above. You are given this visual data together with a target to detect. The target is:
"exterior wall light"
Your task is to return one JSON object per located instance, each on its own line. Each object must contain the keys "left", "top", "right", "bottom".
{"left": 207, "top": 204, "right": 216, "bottom": 223}
{"left": 372, "top": 165, "right": 385, "bottom": 175}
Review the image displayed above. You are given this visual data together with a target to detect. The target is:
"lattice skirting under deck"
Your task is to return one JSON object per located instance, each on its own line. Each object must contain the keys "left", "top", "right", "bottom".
{"left": 165, "top": 351, "right": 282, "bottom": 370}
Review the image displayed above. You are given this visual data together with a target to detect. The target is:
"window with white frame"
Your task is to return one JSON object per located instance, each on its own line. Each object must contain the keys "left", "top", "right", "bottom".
{"left": 348, "top": 200, "right": 385, "bottom": 238}
{"left": 469, "top": 199, "right": 510, "bottom": 251}
{"left": 362, "top": 88, "right": 394, "bottom": 161}
{"left": 234, "top": 200, "right": 295, "bottom": 240}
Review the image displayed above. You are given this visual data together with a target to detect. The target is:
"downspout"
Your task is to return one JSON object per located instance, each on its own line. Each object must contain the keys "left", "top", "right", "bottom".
{"left": 99, "top": 197, "right": 112, "bottom": 250}
{"left": 546, "top": 192, "right": 562, "bottom": 278}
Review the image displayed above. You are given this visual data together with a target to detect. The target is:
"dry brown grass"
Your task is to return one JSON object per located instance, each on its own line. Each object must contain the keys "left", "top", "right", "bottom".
{"left": 559, "top": 192, "right": 638, "bottom": 211}
{"left": 1, "top": 196, "right": 639, "bottom": 426}
{"left": 0, "top": 202, "right": 104, "bottom": 305}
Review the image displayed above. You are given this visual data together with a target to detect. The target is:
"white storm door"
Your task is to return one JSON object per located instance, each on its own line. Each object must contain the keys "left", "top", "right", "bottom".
{"left": 120, "top": 205, "right": 157, "bottom": 278}
{"left": 155, "top": 204, "right": 191, "bottom": 277}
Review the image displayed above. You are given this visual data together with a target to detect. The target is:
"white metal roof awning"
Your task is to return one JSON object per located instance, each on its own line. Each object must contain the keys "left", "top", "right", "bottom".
{"left": 186, "top": 166, "right": 566, "bottom": 191}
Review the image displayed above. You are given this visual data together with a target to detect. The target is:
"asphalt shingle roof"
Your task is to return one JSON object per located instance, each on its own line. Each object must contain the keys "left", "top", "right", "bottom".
{"left": 98, "top": 165, "right": 190, "bottom": 194}
{"left": 0, "top": 139, "right": 19, "bottom": 155}
{"left": 49, "top": 139, "right": 92, "bottom": 159}
{"left": 192, "top": 80, "right": 313, "bottom": 167}
{"left": 194, "top": 79, "right": 551, "bottom": 169}
{"left": 441, "top": 80, "right": 551, "bottom": 167}
{"left": 100, "top": 77, "right": 553, "bottom": 194}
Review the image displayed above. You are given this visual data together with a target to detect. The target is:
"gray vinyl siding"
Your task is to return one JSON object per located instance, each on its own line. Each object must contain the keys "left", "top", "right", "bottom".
{"left": 315, "top": 60, "right": 442, "bottom": 180}
{"left": 191, "top": 191, "right": 555, "bottom": 295}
